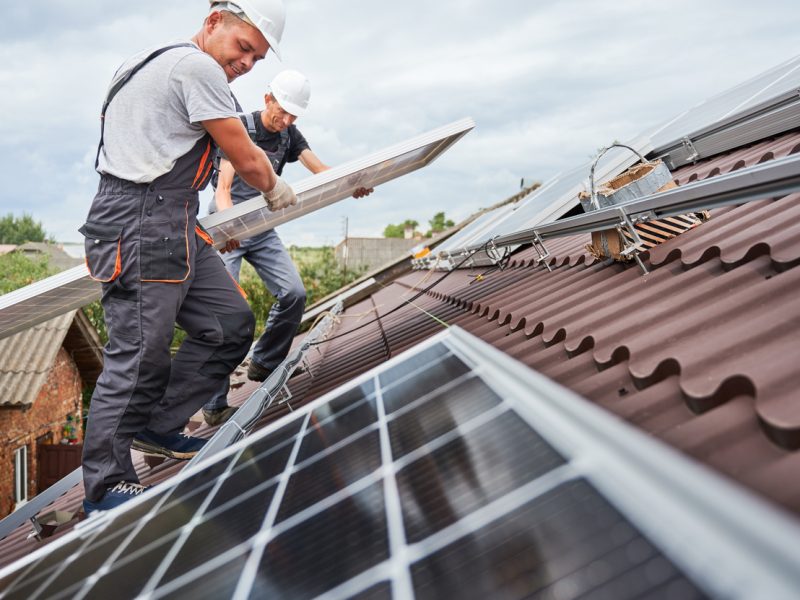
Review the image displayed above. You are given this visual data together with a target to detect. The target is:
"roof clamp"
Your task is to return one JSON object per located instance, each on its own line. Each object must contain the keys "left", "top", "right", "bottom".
{"left": 278, "top": 383, "right": 294, "bottom": 410}
{"left": 530, "top": 231, "right": 552, "bottom": 272}
{"left": 485, "top": 237, "right": 511, "bottom": 271}
{"left": 615, "top": 207, "right": 649, "bottom": 275}
{"left": 681, "top": 136, "right": 700, "bottom": 162}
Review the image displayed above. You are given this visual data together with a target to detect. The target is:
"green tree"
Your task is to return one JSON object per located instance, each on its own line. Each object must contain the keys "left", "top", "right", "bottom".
{"left": 383, "top": 219, "right": 419, "bottom": 238}
{"left": 426, "top": 211, "right": 454, "bottom": 237}
{"left": 0, "top": 213, "right": 53, "bottom": 244}
{"left": 0, "top": 251, "right": 55, "bottom": 294}
{"left": 298, "top": 246, "right": 366, "bottom": 306}
{"left": 82, "top": 301, "right": 108, "bottom": 345}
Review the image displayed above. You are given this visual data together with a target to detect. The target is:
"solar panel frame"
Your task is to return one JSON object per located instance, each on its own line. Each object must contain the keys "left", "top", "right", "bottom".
{"left": 2, "top": 327, "right": 799, "bottom": 599}
{"left": 200, "top": 118, "right": 475, "bottom": 250}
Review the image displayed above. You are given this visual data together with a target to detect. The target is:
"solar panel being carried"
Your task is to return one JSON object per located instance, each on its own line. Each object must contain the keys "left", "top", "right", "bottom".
{"left": 0, "top": 119, "right": 474, "bottom": 342}
{"left": 1, "top": 327, "right": 798, "bottom": 599}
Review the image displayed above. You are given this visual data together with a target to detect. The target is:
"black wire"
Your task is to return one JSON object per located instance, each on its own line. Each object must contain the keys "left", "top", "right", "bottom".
{"left": 468, "top": 237, "right": 512, "bottom": 283}
{"left": 309, "top": 251, "right": 476, "bottom": 346}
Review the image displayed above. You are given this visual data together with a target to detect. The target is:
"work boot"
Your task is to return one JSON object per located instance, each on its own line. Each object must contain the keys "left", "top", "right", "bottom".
{"left": 203, "top": 405, "right": 238, "bottom": 427}
{"left": 131, "top": 429, "right": 207, "bottom": 460}
{"left": 83, "top": 482, "right": 149, "bottom": 516}
{"left": 247, "top": 359, "right": 272, "bottom": 382}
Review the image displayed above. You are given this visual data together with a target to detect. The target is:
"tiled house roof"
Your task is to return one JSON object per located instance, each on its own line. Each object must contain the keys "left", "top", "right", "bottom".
{"left": 0, "top": 130, "right": 797, "bottom": 576}
{"left": 0, "top": 310, "right": 102, "bottom": 408}
{"left": 254, "top": 128, "right": 800, "bottom": 518}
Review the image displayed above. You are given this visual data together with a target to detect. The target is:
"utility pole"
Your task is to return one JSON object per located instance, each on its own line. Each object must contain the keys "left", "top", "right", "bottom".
{"left": 341, "top": 216, "right": 349, "bottom": 277}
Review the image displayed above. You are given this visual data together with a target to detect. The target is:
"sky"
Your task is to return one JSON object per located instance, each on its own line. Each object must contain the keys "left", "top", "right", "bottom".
{"left": 0, "top": 1, "right": 797, "bottom": 247}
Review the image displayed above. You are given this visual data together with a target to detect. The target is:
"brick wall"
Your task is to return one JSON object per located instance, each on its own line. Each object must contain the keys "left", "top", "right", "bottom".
{"left": 0, "top": 347, "right": 83, "bottom": 518}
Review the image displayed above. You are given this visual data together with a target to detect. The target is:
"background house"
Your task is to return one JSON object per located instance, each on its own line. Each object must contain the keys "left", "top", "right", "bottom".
{"left": 335, "top": 237, "right": 420, "bottom": 273}
{"left": 0, "top": 310, "right": 102, "bottom": 518}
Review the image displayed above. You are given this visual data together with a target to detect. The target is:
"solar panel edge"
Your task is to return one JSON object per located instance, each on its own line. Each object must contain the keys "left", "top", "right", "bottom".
{"left": 443, "top": 326, "right": 800, "bottom": 598}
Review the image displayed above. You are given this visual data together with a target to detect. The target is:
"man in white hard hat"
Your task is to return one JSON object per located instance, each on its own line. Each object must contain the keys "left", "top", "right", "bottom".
{"left": 202, "top": 69, "right": 372, "bottom": 426}
{"left": 79, "top": 0, "right": 295, "bottom": 515}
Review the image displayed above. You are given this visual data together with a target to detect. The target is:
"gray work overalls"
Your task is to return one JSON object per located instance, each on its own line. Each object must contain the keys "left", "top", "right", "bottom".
{"left": 80, "top": 44, "right": 255, "bottom": 502}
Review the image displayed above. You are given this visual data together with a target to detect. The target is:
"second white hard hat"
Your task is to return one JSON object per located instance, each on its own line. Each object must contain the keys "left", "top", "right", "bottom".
{"left": 209, "top": 0, "right": 286, "bottom": 60}
{"left": 269, "top": 70, "right": 311, "bottom": 117}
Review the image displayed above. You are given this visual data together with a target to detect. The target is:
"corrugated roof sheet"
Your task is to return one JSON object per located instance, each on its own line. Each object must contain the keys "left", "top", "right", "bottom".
{"left": 0, "top": 311, "right": 76, "bottom": 407}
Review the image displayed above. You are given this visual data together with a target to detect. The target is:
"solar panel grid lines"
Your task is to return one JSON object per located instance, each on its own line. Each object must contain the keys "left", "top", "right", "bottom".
{"left": 229, "top": 411, "right": 312, "bottom": 599}
{"left": 5, "top": 327, "right": 790, "bottom": 599}
{"left": 442, "top": 328, "right": 800, "bottom": 599}
{"left": 135, "top": 447, "right": 245, "bottom": 597}
{"left": 374, "top": 374, "right": 415, "bottom": 600}
{"left": 0, "top": 265, "right": 98, "bottom": 341}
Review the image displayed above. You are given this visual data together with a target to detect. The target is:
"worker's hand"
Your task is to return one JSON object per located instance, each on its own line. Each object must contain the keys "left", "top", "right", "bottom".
{"left": 352, "top": 187, "right": 373, "bottom": 199}
{"left": 262, "top": 177, "right": 297, "bottom": 211}
{"left": 219, "top": 238, "right": 241, "bottom": 254}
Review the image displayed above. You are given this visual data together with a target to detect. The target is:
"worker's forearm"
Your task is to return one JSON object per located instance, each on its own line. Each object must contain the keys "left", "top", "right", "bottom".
{"left": 215, "top": 186, "right": 234, "bottom": 211}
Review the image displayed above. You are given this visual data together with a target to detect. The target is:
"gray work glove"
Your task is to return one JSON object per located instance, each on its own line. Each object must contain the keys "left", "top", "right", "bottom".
{"left": 262, "top": 177, "right": 297, "bottom": 211}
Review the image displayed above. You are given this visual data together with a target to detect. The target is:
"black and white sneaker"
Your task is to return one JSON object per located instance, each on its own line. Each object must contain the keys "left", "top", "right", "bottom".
{"left": 131, "top": 429, "right": 207, "bottom": 460}
{"left": 83, "top": 482, "right": 148, "bottom": 516}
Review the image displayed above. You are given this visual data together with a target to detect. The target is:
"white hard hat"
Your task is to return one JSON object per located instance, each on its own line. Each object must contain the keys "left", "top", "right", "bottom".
{"left": 209, "top": 0, "right": 286, "bottom": 60}
{"left": 269, "top": 69, "right": 311, "bottom": 117}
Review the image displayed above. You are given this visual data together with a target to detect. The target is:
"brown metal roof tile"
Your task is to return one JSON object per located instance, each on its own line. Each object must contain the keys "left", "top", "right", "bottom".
{"left": 4, "top": 130, "right": 800, "bottom": 571}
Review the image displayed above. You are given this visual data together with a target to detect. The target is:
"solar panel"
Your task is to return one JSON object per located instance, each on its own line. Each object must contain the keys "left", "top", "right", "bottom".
{"left": 0, "top": 265, "right": 98, "bottom": 342}
{"left": 200, "top": 118, "right": 475, "bottom": 249}
{"left": 0, "top": 119, "right": 473, "bottom": 342}
{"left": 649, "top": 55, "right": 800, "bottom": 153}
{"left": 433, "top": 137, "right": 652, "bottom": 266}
{"left": 2, "top": 327, "right": 799, "bottom": 599}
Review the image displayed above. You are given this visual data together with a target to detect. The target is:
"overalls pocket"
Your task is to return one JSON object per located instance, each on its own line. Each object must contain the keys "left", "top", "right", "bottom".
{"left": 141, "top": 226, "right": 190, "bottom": 282}
{"left": 79, "top": 221, "right": 123, "bottom": 282}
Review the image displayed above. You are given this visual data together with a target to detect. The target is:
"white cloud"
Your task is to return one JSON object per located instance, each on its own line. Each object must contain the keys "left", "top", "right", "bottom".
{"left": 0, "top": 0, "right": 798, "bottom": 247}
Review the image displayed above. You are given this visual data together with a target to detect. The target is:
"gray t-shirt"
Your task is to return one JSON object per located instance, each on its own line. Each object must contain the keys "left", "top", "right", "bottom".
{"left": 97, "top": 42, "right": 237, "bottom": 183}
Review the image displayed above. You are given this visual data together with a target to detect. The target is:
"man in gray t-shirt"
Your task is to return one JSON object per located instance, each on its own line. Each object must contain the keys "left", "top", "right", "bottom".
{"left": 80, "top": 2, "right": 296, "bottom": 516}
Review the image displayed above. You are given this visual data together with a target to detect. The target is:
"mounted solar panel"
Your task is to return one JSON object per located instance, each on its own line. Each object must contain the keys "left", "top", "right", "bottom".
{"left": 0, "top": 119, "right": 474, "bottom": 342}
{"left": 2, "top": 327, "right": 798, "bottom": 599}
{"left": 420, "top": 202, "right": 519, "bottom": 269}
{"left": 434, "top": 137, "right": 651, "bottom": 268}
{"left": 492, "top": 152, "right": 800, "bottom": 250}
{"left": 648, "top": 55, "right": 800, "bottom": 168}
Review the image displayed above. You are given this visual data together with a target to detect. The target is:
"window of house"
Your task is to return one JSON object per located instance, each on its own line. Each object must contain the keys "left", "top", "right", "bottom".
{"left": 14, "top": 445, "right": 28, "bottom": 507}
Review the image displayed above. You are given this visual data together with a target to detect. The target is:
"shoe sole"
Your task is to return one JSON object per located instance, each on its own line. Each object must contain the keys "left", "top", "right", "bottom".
{"left": 247, "top": 361, "right": 271, "bottom": 382}
{"left": 203, "top": 407, "right": 238, "bottom": 427}
{"left": 130, "top": 439, "right": 199, "bottom": 460}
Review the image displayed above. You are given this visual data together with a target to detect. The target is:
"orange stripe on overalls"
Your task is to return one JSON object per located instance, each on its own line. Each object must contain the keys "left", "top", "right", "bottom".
{"left": 191, "top": 140, "right": 212, "bottom": 189}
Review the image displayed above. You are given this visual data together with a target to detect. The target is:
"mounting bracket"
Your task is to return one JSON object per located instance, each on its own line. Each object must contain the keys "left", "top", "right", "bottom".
{"left": 531, "top": 231, "right": 552, "bottom": 272}
{"left": 616, "top": 207, "right": 650, "bottom": 275}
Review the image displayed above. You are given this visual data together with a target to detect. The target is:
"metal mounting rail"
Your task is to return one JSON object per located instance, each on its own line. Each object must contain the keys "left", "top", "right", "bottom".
{"left": 189, "top": 300, "right": 343, "bottom": 465}
{"left": 0, "top": 467, "right": 82, "bottom": 541}
{"left": 490, "top": 152, "right": 800, "bottom": 249}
